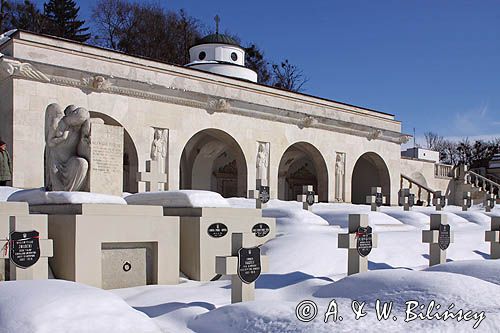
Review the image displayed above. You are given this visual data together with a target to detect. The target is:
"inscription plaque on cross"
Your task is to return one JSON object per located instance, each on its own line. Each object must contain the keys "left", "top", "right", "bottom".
{"left": 422, "top": 214, "right": 454, "bottom": 266}
{"left": 136, "top": 160, "right": 168, "bottom": 191}
{"left": 485, "top": 193, "right": 496, "bottom": 213}
{"left": 399, "top": 188, "right": 414, "bottom": 211}
{"left": 215, "top": 232, "right": 268, "bottom": 303}
{"left": 366, "top": 187, "right": 386, "bottom": 212}
{"left": 485, "top": 217, "right": 500, "bottom": 259}
{"left": 297, "top": 185, "right": 318, "bottom": 211}
{"left": 338, "top": 214, "right": 378, "bottom": 275}
{"left": 432, "top": 191, "right": 447, "bottom": 211}
{"left": 462, "top": 192, "right": 472, "bottom": 211}
{"left": 248, "top": 179, "right": 270, "bottom": 209}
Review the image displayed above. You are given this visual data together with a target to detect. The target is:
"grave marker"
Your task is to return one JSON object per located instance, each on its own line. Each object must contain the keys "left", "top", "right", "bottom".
{"left": 297, "top": 185, "right": 318, "bottom": 211}
{"left": 399, "top": 188, "right": 414, "bottom": 211}
{"left": 485, "top": 217, "right": 500, "bottom": 259}
{"left": 216, "top": 232, "right": 268, "bottom": 303}
{"left": 137, "top": 160, "right": 168, "bottom": 192}
{"left": 432, "top": 191, "right": 447, "bottom": 211}
{"left": 338, "top": 214, "right": 378, "bottom": 275}
{"left": 248, "top": 179, "right": 270, "bottom": 209}
{"left": 422, "top": 214, "right": 454, "bottom": 266}
{"left": 366, "top": 187, "right": 386, "bottom": 212}
{"left": 485, "top": 194, "right": 496, "bottom": 212}
{"left": 462, "top": 192, "right": 472, "bottom": 211}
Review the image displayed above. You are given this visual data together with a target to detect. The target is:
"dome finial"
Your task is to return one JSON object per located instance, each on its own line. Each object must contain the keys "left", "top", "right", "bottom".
{"left": 214, "top": 15, "right": 220, "bottom": 34}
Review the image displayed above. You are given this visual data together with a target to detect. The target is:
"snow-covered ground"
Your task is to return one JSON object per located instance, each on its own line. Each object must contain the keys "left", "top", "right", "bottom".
{"left": 2, "top": 189, "right": 500, "bottom": 332}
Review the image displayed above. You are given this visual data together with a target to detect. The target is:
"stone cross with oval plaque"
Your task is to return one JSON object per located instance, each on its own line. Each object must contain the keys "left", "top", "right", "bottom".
{"left": 297, "top": 185, "right": 318, "bottom": 211}
{"left": 215, "top": 233, "right": 268, "bottom": 303}
{"left": 422, "top": 214, "right": 454, "bottom": 266}
{"left": 366, "top": 187, "right": 386, "bottom": 211}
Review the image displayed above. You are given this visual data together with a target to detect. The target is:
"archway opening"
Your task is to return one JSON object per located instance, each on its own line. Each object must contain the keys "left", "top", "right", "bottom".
{"left": 351, "top": 152, "right": 390, "bottom": 204}
{"left": 89, "top": 111, "right": 139, "bottom": 193}
{"left": 277, "top": 142, "right": 328, "bottom": 201}
{"left": 180, "top": 129, "right": 247, "bottom": 197}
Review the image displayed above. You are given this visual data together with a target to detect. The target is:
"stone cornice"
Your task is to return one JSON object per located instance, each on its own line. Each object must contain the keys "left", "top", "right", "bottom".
{"left": 0, "top": 56, "right": 411, "bottom": 144}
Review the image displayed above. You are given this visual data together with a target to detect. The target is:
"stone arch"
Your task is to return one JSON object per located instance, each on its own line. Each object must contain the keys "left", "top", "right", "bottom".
{"left": 410, "top": 171, "right": 428, "bottom": 188}
{"left": 351, "top": 152, "right": 390, "bottom": 204}
{"left": 89, "top": 111, "right": 139, "bottom": 193}
{"left": 180, "top": 128, "right": 248, "bottom": 197}
{"left": 277, "top": 142, "right": 328, "bottom": 201}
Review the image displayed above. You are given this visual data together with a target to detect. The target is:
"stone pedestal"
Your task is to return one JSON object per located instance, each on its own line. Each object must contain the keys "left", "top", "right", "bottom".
{"left": 88, "top": 123, "right": 124, "bottom": 196}
{"left": 0, "top": 202, "right": 53, "bottom": 281}
{"left": 29, "top": 204, "right": 179, "bottom": 289}
{"left": 162, "top": 207, "right": 275, "bottom": 281}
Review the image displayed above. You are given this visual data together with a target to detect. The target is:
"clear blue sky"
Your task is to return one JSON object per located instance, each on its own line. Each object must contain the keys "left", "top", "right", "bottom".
{"left": 36, "top": 0, "right": 500, "bottom": 141}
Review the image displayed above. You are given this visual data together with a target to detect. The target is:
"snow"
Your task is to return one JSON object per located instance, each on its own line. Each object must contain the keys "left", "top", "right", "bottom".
{"left": 0, "top": 280, "right": 160, "bottom": 333}
{"left": 3, "top": 196, "right": 500, "bottom": 332}
{"left": 7, "top": 188, "right": 127, "bottom": 205}
{"left": 0, "top": 29, "right": 16, "bottom": 46}
{"left": 125, "top": 190, "right": 230, "bottom": 208}
{"left": 0, "top": 186, "right": 21, "bottom": 201}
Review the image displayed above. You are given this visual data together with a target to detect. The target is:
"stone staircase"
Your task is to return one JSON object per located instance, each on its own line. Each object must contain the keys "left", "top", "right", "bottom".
{"left": 400, "top": 174, "right": 435, "bottom": 206}
{"left": 456, "top": 165, "right": 500, "bottom": 204}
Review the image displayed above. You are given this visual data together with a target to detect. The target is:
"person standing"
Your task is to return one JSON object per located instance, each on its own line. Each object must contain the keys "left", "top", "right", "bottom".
{"left": 0, "top": 140, "right": 12, "bottom": 186}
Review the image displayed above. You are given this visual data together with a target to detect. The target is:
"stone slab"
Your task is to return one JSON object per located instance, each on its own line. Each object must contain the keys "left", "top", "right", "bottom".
{"left": 163, "top": 207, "right": 262, "bottom": 218}
{"left": 30, "top": 204, "right": 163, "bottom": 216}
{"left": 102, "top": 247, "right": 147, "bottom": 289}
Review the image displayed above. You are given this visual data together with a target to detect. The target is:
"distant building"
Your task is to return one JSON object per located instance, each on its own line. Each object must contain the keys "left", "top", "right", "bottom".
{"left": 401, "top": 148, "right": 440, "bottom": 163}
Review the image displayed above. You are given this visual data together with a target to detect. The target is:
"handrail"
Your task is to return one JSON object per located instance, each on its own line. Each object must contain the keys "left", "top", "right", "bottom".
{"left": 465, "top": 170, "right": 500, "bottom": 195}
{"left": 401, "top": 174, "right": 436, "bottom": 194}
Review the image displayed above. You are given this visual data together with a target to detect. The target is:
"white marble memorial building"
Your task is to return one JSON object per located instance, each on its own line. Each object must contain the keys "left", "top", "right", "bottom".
{"left": 0, "top": 29, "right": 429, "bottom": 205}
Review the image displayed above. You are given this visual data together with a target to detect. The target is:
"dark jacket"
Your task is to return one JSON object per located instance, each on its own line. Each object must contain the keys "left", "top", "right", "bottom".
{"left": 0, "top": 149, "right": 12, "bottom": 182}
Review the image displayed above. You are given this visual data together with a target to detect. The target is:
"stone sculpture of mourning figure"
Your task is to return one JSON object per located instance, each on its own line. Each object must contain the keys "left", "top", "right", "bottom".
{"left": 45, "top": 103, "right": 91, "bottom": 191}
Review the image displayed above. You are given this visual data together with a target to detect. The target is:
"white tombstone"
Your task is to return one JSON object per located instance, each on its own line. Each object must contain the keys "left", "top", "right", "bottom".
{"left": 432, "top": 191, "right": 447, "bottom": 211}
{"left": 366, "top": 187, "right": 386, "bottom": 212}
{"left": 422, "top": 214, "right": 454, "bottom": 266}
{"left": 216, "top": 232, "right": 268, "bottom": 303}
{"left": 338, "top": 214, "right": 378, "bottom": 275}
{"left": 485, "top": 217, "right": 500, "bottom": 259}
{"left": 137, "top": 160, "right": 168, "bottom": 191}
{"left": 0, "top": 202, "right": 53, "bottom": 281}
{"left": 297, "top": 185, "right": 318, "bottom": 211}
{"left": 462, "top": 192, "right": 472, "bottom": 211}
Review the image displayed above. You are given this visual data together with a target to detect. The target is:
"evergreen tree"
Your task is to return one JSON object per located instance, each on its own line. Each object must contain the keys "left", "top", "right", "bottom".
{"left": 43, "top": 0, "right": 90, "bottom": 42}
{"left": 7, "top": 0, "right": 45, "bottom": 33}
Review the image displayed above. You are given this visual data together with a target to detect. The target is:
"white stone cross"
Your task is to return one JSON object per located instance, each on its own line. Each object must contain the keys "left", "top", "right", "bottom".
{"left": 248, "top": 179, "right": 270, "bottom": 209}
{"left": 422, "top": 214, "right": 454, "bottom": 266}
{"left": 338, "top": 214, "right": 378, "bottom": 275}
{"left": 399, "top": 188, "right": 414, "bottom": 211}
{"left": 216, "top": 232, "right": 268, "bottom": 303}
{"left": 0, "top": 214, "right": 53, "bottom": 280}
{"left": 462, "top": 192, "right": 472, "bottom": 211}
{"left": 432, "top": 191, "right": 447, "bottom": 211}
{"left": 485, "top": 193, "right": 496, "bottom": 212}
{"left": 297, "top": 185, "right": 318, "bottom": 211}
{"left": 136, "top": 160, "right": 168, "bottom": 192}
{"left": 366, "top": 187, "right": 386, "bottom": 212}
{"left": 485, "top": 217, "right": 500, "bottom": 259}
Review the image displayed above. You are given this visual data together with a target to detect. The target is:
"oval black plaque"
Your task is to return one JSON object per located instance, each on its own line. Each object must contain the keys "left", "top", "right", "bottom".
{"left": 252, "top": 223, "right": 270, "bottom": 238}
{"left": 123, "top": 261, "right": 132, "bottom": 272}
{"left": 9, "top": 230, "right": 40, "bottom": 269}
{"left": 207, "top": 223, "right": 228, "bottom": 238}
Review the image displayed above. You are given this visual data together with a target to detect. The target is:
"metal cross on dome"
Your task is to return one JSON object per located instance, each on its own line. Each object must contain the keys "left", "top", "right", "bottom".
{"left": 215, "top": 15, "right": 220, "bottom": 34}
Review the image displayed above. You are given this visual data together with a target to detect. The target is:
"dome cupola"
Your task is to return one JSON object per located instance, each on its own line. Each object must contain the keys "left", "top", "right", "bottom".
{"left": 185, "top": 15, "right": 257, "bottom": 82}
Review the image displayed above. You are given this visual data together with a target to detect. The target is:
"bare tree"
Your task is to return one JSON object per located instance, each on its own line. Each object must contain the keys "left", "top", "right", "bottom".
{"left": 272, "top": 59, "right": 308, "bottom": 92}
{"left": 91, "top": 0, "right": 132, "bottom": 49}
{"left": 424, "top": 131, "right": 444, "bottom": 150}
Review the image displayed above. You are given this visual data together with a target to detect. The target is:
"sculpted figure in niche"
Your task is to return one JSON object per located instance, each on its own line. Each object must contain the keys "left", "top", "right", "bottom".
{"left": 150, "top": 128, "right": 168, "bottom": 171}
{"left": 45, "top": 103, "right": 90, "bottom": 191}
{"left": 256, "top": 142, "right": 269, "bottom": 184}
{"left": 335, "top": 153, "right": 345, "bottom": 202}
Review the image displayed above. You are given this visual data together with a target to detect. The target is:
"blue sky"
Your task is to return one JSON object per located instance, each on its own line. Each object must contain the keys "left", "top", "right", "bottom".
{"left": 35, "top": 0, "right": 500, "bottom": 142}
